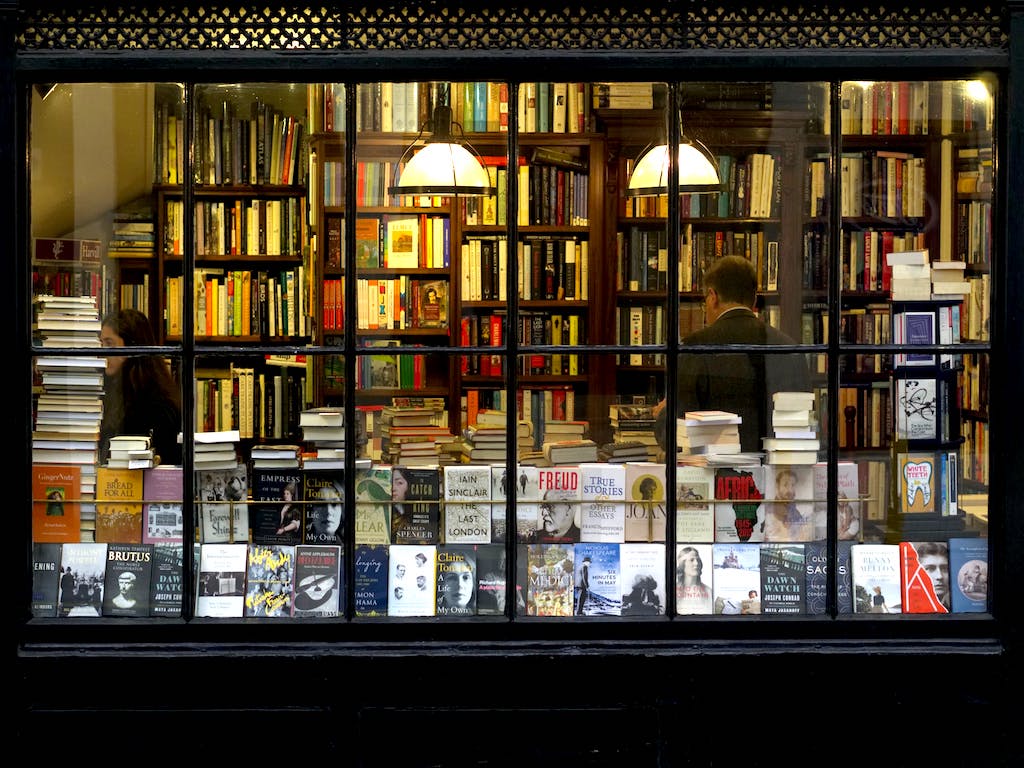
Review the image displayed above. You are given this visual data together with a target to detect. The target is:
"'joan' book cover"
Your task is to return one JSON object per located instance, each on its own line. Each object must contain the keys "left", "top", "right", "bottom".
{"left": 244, "top": 543, "right": 295, "bottom": 617}
{"left": 900, "top": 540, "right": 951, "bottom": 613}
{"left": 32, "top": 463, "right": 81, "bottom": 543}
{"left": 31, "top": 542, "right": 63, "bottom": 617}
{"left": 526, "top": 542, "right": 574, "bottom": 616}
{"left": 579, "top": 463, "right": 627, "bottom": 543}
{"left": 195, "top": 542, "right": 248, "bottom": 618}
{"left": 620, "top": 543, "right": 666, "bottom": 616}
{"left": 58, "top": 542, "right": 108, "bottom": 618}
{"left": 759, "top": 543, "right": 806, "bottom": 615}
{"left": 250, "top": 468, "right": 304, "bottom": 546}
{"left": 714, "top": 466, "right": 766, "bottom": 543}
{"left": 355, "top": 465, "right": 392, "bottom": 546}
{"left": 675, "top": 543, "right": 714, "bottom": 615}
{"left": 443, "top": 465, "right": 492, "bottom": 544}
{"left": 387, "top": 543, "right": 437, "bottom": 617}
{"left": 712, "top": 542, "right": 761, "bottom": 615}
{"left": 435, "top": 544, "right": 478, "bottom": 616}
{"left": 293, "top": 544, "right": 342, "bottom": 617}
{"left": 675, "top": 465, "right": 715, "bottom": 544}
{"left": 851, "top": 543, "right": 902, "bottom": 614}
{"left": 142, "top": 465, "right": 184, "bottom": 544}
{"left": 353, "top": 543, "right": 389, "bottom": 617}
{"left": 149, "top": 543, "right": 184, "bottom": 617}
{"left": 102, "top": 542, "right": 153, "bottom": 617}
{"left": 623, "top": 462, "right": 667, "bottom": 542}
{"left": 574, "top": 541, "right": 621, "bottom": 616}
{"left": 949, "top": 537, "right": 988, "bottom": 613}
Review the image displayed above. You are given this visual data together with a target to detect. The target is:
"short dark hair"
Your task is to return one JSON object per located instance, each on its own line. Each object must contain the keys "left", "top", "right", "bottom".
{"left": 704, "top": 255, "right": 757, "bottom": 307}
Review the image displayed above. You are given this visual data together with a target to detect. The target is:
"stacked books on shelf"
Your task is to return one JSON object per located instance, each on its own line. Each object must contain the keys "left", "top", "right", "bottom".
{"left": 598, "top": 440, "right": 651, "bottom": 463}
{"left": 930, "top": 259, "right": 971, "bottom": 298}
{"left": 763, "top": 392, "right": 821, "bottom": 466}
{"left": 299, "top": 405, "right": 345, "bottom": 465}
{"left": 250, "top": 443, "right": 301, "bottom": 469}
{"left": 677, "top": 411, "right": 759, "bottom": 466}
{"left": 608, "top": 402, "right": 659, "bottom": 461}
{"left": 193, "top": 429, "right": 240, "bottom": 470}
{"left": 379, "top": 403, "right": 452, "bottom": 466}
{"left": 887, "top": 249, "right": 932, "bottom": 300}
{"left": 105, "top": 434, "right": 156, "bottom": 470}
{"left": 458, "top": 409, "right": 517, "bottom": 465}
{"left": 32, "top": 293, "right": 103, "bottom": 347}
{"left": 542, "top": 438, "right": 599, "bottom": 465}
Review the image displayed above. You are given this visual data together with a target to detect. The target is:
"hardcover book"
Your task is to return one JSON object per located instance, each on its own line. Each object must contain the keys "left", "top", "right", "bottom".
{"left": 353, "top": 543, "right": 389, "bottom": 617}
{"left": 899, "top": 540, "right": 951, "bottom": 613}
{"left": 513, "top": 465, "right": 543, "bottom": 543}
{"left": 384, "top": 215, "right": 419, "bottom": 268}
{"left": 675, "top": 543, "right": 714, "bottom": 615}
{"left": 574, "top": 541, "right": 622, "bottom": 616}
{"left": 476, "top": 543, "right": 525, "bottom": 615}
{"left": 391, "top": 465, "right": 441, "bottom": 546}
{"left": 897, "top": 452, "right": 937, "bottom": 514}
{"left": 711, "top": 542, "right": 761, "bottom": 615}
{"left": 31, "top": 542, "right": 63, "bottom": 617}
{"left": 851, "top": 543, "right": 902, "bottom": 614}
{"left": 387, "top": 544, "right": 437, "bottom": 617}
{"left": 250, "top": 468, "right": 304, "bottom": 545}
{"left": 436, "top": 544, "right": 478, "bottom": 616}
{"left": 713, "top": 466, "right": 767, "bottom": 543}
{"left": 578, "top": 462, "right": 627, "bottom": 543}
{"left": 244, "top": 543, "right": 295, "bottom": 617}
{"left": 442, "top": 465, "right": 492, "bottom": 544}
{"left": 759, "top": 543, "right": 806, "bottom": 615}
{"left": 355, "top": 465, "right": 393, "bottom": 546}
{"left": 812, "top": 461, "right": 861, "bottom": 541}
{"left": 197, "top": 463, "right": 249, "bottom": 544}
{"left": 895, "top": 377, "right": 937, "bottom": 440}
{"left": 416, "top": 278, "right": 448, "bottom": 328}
{"left": 948, "top": 537, "right": 988, "bottom": 613}
{"left": 102, "top": 542, "right": 154, "bottom": 617}
{"left": 490, "top": 465, "right": 508, "bottom": 543}
{"left": 32, "top": 463, "right": 82, "bottom": 544}
{"left": 526, "top": 542, "right": 574, "bottom": 617}
{"left": 762, "top": 464, "right": 814, "bottom": 542}
{"left": 293, "top": 544, "right": 342, "bottom": 617}
{"left": 58, "top": 542, "right": 108, "bottom": 617}
{"left": 302, "top": 468, "right": 344, "bottom": 545}
{"left": 623, "top": 462, "right": 667, "bottom": 542}
{"left": 620, "top": 543, "right": 666, "bottom": 616}
{"left": 804, "top": 541, "right": 827, "bottom": 615}
{"left": 837, "top": 539, "right": 854, "bottom": 614}
{"left": 535, "top": 465, "right": 583, "bottom": 543}
{"left": 149, "top": 542, "right": 184, "bottom": 617}
{"left": 675, "top": 466, "right": 715, "bottom": 544}
{"left": 355, "top": 216, "right": 381, "bottom": 268}
{"left": 142, "top": 465, "right": 184, "bottom": 544}
{"left": 195, "top": 542, "right": 249, "bottom": 618}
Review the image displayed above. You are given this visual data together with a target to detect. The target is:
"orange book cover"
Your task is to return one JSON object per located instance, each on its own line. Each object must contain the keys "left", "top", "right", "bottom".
{"left": 95, "top": 466, "right": 145, "bottom": 544}
{"left": 32, "top": 464, "right": 82, "bottom": 543}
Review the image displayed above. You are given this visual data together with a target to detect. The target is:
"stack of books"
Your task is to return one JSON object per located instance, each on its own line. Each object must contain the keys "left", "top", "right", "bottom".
{"left": 193, "top": 429, "right": 240, "bottom": 470}
{"left": 599, "top": 440, "right": 651, "bottom": 463}
{"left": 930, "top": 259, "right": 971, "bottom": 297}
{"left": 379, "top": 403, "right": 451, "bottom": 465}
{"left": 608, "top": 402, "right": 660, "bottom": 460}
{"left": 32, "top": 294, "right": 103, "bottom": 347}
{"left": 764, "top": 391, "right": 820, "bottom": 465}
{"left": 677, "top": 410, "right": 742, "bottom": 457}
{"left": 887, "top": 249, "right": 932, "bottom": 300}
{"left": 542, "top": 438, "right": 599, "bottom": 465}
{"left": 539, "top": 418, "right": 589, "bottom": 446}
{"left": 106, "top": 434, "right": 156, "bottom": 469}
{"left": 250, "top": 443, "right": 301, "bottom": 469}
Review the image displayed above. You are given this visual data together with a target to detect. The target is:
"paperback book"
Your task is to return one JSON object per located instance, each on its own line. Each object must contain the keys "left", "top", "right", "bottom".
{"left": 675, "top": 465, "right": 715, "bottom": 544}
{"left": 620, "top": 543, "right": 666, "bottom": 616}
{"left": 197, "top": 463, "right": 249, "bottom": 543}
{"left": 391, "top": 465, "right": 441, "bottom": 545}
{"left": 948, "top": 537, "right": 988, "bottom": 613}
{"left": 526, "top": 542, "right": 574, "bottom": 617}
{"left": 535, "top": 465, "right": 583, "bottom": 543}
{"left": 623, "top": 462, "right": 667, "bottom": 542}
{"left": 302, "top": 468, "right": 344, "bottom": 545}
{"left": 102, "top": 542, "right": 154, "bottom": 617}
{"left": 195, "top": 542, "right": 248, "bottom": 618}
{"left": 58, "top": 542, "right": 108, "bottom": 617}
{"left": 142, "top": 465, "right": 184, "bottom": 544}
{"left": 442, "top": 465, "right": 492, "bottom": 544}
{"left": 574, "top": 541, "right": 622, "bottom": 616}
{"left": 250, "top": 468, "right": 304, "bottom": 545}
{"left": 32, "top": 464, "right": 82, "bottom": 543}
{"left": 759, "top": 543, "right": 806, "bottom": 614}
{"left": 899, "top": 540, "right": 951, "bottom": 613}
{"left": 711, "top": 542, "right": 761, "bottom": 615}
{"left": 244, "top": 543, "right": 296, "bottom": 617}
{"left": 387, "top": 544, "right": 437, "bottom": 616}
{"left": 578, "top": 462, "right": 627, "bottom": 543}
{"left": 353, "top": 543, "right": 389, "bottom": 617}
{"left": 31, "top": 542, "right": 63, "bottom": 617}
{"left": 292, "top": 544, "right": 342, "bottom": 617}
{"left": 149, "top": 542, "right": 184, "bottom": 617}
{"left": 713, "top": 466, "right": 767, "bottom": 543}
{"left": 354, "top": 465, "right": 393, "bottom": 546}
{"left": 675, "top": 543, "right": 714, "bottom": 615}
{"left": 851, "top": 543, "right": 902, "bottom": 614}
{"left": 435, "top": 543, "right": 478, "bottom": 616}
{"left": 762, "top": 464, "right": 814, "bottom": 542}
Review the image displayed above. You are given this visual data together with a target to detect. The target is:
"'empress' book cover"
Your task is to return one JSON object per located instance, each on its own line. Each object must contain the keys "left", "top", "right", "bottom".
{"left": 250, "top": 468, "right": 304, "bottom": 546}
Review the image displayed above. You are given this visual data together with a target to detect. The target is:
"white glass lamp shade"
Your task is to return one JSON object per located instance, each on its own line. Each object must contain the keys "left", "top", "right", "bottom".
{"left": 391, "top": 142, "right": 494, "bottom": 196}
{"left": 626, "top": 141, "right": 721, "bottom": 197}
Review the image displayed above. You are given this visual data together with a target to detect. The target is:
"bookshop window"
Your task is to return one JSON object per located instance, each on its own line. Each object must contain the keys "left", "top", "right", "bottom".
{"left": 28, "top": 78, "right": 992, "bottom": 622}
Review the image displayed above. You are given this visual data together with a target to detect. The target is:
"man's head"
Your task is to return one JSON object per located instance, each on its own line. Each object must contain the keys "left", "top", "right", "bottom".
{"left": 117, "top": 572, "right": 136, "bottom": 596}
{"left": 540, "top": 488, "right": 577, "bottom": 537}
{"left": 702, "top": 255, "right": 757, "bottom": 322}
{"left": 917, "top": 541, "right": 950, "bottom": 606}
{"left": 775, "top": 468, "right": 797, "bottom": 501}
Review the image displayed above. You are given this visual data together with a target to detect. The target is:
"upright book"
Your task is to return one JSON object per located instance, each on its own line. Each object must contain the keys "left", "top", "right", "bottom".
{"left": 762, "top": 465, "right": 814, "bottom": 542}
{"left": 195, "top": 542, "right": 249, "bottom": 618}
{"left": 442, "top": 465, "right": 492, "bottom": 544}
{"left": 95, "top": 466, "right": 145, "bottom": 543}
{"left": 476, "top": 543, "right": 524, "bottom": 615}
{"left": 387, "top": 544, "right": 437, "bottom": 617}
{"left": 249, "top": 467, "right": 304, "bottom": 545}
{"left": 244, "top": 543, "right": 296, "bottom": 617}
{"left": 102, "top": 542, "right": 154, "bottom": 617}
{"left": 58, "top": 542, "right": 108, "bottom": 617}
{"left": 620, "top": 543, "right": 666, "bottom": 616}
{"left": 32, "top": 463, "right": 82, "bottom": 543}
{"left": 142, "top": 465, "right": 184, "bottom": 544}
{"left": 302, "top": 468, "right": 344, "bottom": 545}
{"left": 31, "top": 542, "right": 63, "bottom": 617}
{"left": 711, "top": 542, "right": 761, "bottom": 615}
{"left": 623, "top": 462, "right": 667, "bottom": 542}
{"left": 675, "top": 466, "right": 715, "bottom": 544}
{"left": 899, "top": 540, "right": 951, "bottom": 613}
{"left": 526, "top": 542, "right": 574, "bottom": 617}
{"left": 435, "top": 543, "right": 478, "bottom": 616}
{"left": 149, "top": 542, "right": 184, "bottom": 617}
{"left": 353, "top": 543, "right": 389, "bottom": 617}
{"left": 578, "top": 462, "right": 627, "bottom": 543}
{"left": 850, "top": 543, "right": 902, "bottom": 614}
{"left": 574, "top": 541, "right": 621, "bottom": 616}
{"left": 675, "top": 542, "right": 714, "bottom": 615}
{"left": 293, "top": 544, "right": 342, "bottom": 617}
{"left": 391, "top": 465, "right": 441, "bottom": 546}
{"left": 948, "top": 537, "right": 988, "bottom": 613}
{"left": 759, "top": 543, "right": 806, "bottom": 614}
{"left": 197, "top": 463, "right": 250, "bottom": 543}
{"left": 354, "top": 465, "right": 393, "bottom": 546}
{"left": 713, "top": 466, "right": 767, "bottom": 543}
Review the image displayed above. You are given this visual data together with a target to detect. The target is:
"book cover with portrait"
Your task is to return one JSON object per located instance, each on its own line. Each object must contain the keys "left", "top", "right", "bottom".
{"left": 102, "top": 542, "right": 153, "bottom": 617}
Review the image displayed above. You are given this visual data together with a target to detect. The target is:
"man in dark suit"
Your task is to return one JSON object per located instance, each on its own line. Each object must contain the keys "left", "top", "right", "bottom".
{"left": 654, "top": 255, "right": 810, "bottom": 453}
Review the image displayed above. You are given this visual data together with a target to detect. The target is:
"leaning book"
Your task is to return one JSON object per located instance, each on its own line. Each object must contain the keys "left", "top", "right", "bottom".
{"left": 526, "top": 542, "right": 574, "bottom": 617}
{"left": 851, "top": 543, "right": 902, "bottom": 614}
{"left": 574, "top": 541, "right": 621, "bottom": 616}
{"left": 102, "top": 542, "right": 154, "bottom": 617}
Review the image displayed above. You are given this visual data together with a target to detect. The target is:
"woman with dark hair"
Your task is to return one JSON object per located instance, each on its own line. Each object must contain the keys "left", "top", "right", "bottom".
{"left": 99, "top": 308, "right": 182, "bottom": 465}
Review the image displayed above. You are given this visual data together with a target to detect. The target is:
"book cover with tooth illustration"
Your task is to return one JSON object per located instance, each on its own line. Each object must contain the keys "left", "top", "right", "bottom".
{"left": 897, "top": 452, "right": 937, "bottom": 514}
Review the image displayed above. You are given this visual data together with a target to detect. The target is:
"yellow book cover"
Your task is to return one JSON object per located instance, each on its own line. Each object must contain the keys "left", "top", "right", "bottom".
{"left": 95, "top": 466, "right": 144, "bottom": 544}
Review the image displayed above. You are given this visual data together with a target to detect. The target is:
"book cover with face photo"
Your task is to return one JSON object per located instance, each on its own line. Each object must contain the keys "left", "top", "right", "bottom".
{"left": 387, "top": 544, "right": 437, "bottom": 617}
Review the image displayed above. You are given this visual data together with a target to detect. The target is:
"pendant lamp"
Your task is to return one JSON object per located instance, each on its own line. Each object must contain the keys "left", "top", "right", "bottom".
{"left": 625, "top": 133, "right": 721, "bottom": 197}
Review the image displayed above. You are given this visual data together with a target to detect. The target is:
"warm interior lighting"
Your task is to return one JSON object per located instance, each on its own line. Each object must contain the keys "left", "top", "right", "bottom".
{"left": 625, "top": 137, "right": 722, "bottom": 197}
{"left": 388, "top": 104, "right": 494, "bottom": 197}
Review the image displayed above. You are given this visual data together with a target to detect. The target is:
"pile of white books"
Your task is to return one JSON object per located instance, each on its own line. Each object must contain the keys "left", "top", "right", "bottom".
{"left": 764, "top": 392, "right": 820, "bottom": 465}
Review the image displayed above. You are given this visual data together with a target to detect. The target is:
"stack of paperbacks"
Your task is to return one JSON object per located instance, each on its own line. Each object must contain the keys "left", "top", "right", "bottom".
{"left": 930, "top": 259, "right": 971, "bottom": 298}
{"left": 608, "top": 402, "right": 660, "bottom": 461}
{"left": 888, "top": 249, "right": 931, "bottom": 301}
{"left": 459, "top": 409, "right": 532, "bottom": 464}
{"left": 106, "top": 434, "right": 156, "bottom": 469}
{"left": 250, "top": 443, "right": 301, "bottom": 469}
{"left": 380, "top": 404, "right": 452, "bottom": 466}
{"left": 763, "top": 392, "right": 820, "bottom": 465}
{"left": 677, "top": 410, "right": 758, "bottom": 466}
{"left": 193, "top": 429, "right": 240, "bottom": 470}
{"left": 299, "top": 406, "right": 345, "bottom": 468}
{"left": 540, "top": 419, "right": 596, "bottom": 465}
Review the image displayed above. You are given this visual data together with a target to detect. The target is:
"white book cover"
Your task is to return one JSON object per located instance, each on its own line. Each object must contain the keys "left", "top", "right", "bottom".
{"left": 675, "top": 465, "right": 715, "bottom": 543}
{"left": 676, "top": 543, "right": 714, "bottom": 615}
{"left": 812, "top": 461, "right": 861, "bottom": 541}
{"left": 387, "top": 544, "right": 437, "bottom": 616}
{"left": 851, "top": 543, "right": 902, "bottom": 613}
{"left": 578, "top": 462, "right": 626, "bottom": 543}
{"left": 620, "top": 543, "right": 666, "bottom": 616}
{"left": 713, "top": 466, "right": 767, "bottom": 543}
{"left": 711, "top": 542, "right": 761, "bottom": 615}
{"left": 762, "top": 464, "right": 815, "bottom": 542}
{"left": 513, "top": 465, "right": 543, "bottom": 542}
{"left": 490, "top": 464, "right": 508, "bottom": 543}
{"left": 535, "top": 465, "right": 582, "bottom": 543}
{"left": 442, "top": 465, "right": 492, "bottom": 543}
{"left": 895, "top": 377, "right": 937, "bottom": 440}
{"left": 195, "top": 543, "right": 249, "bottom": 617}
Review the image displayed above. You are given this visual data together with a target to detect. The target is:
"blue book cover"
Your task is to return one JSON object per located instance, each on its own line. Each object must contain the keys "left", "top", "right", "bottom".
{"left": 353, "top": 544, "right": 388, "bottom": 617}
{"left": 574, "top": 542, "right": 621, "bottom": 616}
{"left": 804, "top": 541, "right": 853, "bottom": 614}
{"left": 949, "top": 537, "right": 988, "bottom": 613}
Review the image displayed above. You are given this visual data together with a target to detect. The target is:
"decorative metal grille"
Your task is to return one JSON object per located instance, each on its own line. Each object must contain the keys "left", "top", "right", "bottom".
{"left": 13, "top": 5, "right": 1009, "bottom": 51}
